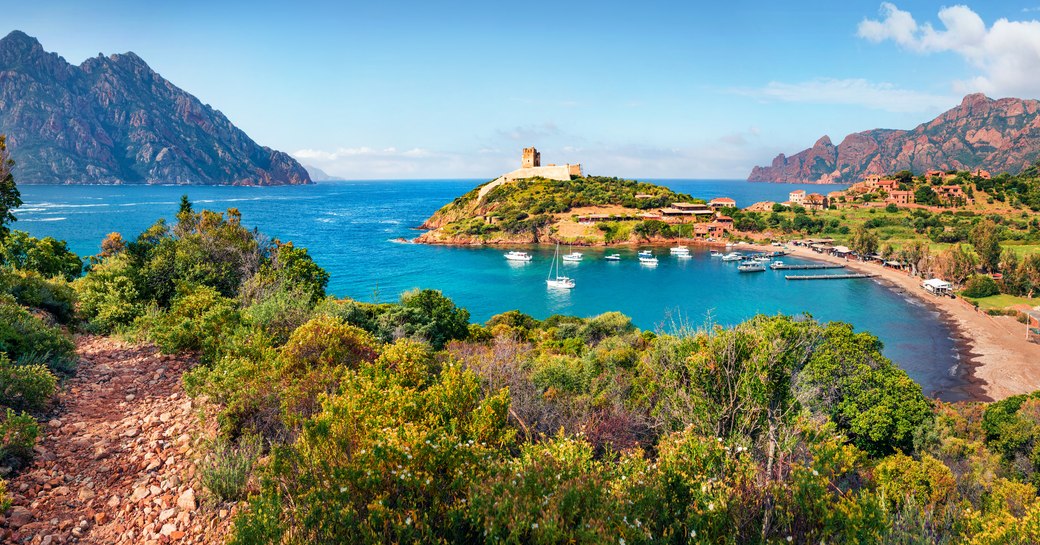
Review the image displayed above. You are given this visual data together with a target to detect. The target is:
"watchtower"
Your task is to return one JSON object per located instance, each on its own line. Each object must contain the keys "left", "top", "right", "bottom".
{"left": 521, "top": 147, "right": 541, "bottom": 168}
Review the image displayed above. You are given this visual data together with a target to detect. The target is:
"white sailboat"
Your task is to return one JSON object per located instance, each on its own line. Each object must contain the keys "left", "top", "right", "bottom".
{"left": 670, "top": 229, "right": 690, "bottom": 256}
{"left": 546, "top": 243, "right": 576, "bottom": 289}
{"left": 562, "top": 245, "right": 583, "bottom": 262}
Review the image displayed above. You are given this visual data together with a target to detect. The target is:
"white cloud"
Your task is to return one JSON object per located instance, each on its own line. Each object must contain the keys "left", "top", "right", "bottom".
{"left": 858, "top": 3, "right": 1040, "bottom": 97}
{"left": 736, "top": 78, "right": 957, "bottom": 113}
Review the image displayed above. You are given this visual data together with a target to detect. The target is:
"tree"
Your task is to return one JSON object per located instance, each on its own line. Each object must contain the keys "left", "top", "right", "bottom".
{"left": 934, "top": 245, "right": 978, "bottom": 285}
{"left": 914, "top": 186, "right": 939, "bottom": 206}
{"left": 900, "top": 240, "right": 928, "bottom": 275}
{"left": 0, "top": 135, "right": 21, "bottom": 242}
{"left": 971, "top": 220, "right": 1002, "bottom": 273}
{"left": 850, "top": 226, "right": 879, "bottom": 256}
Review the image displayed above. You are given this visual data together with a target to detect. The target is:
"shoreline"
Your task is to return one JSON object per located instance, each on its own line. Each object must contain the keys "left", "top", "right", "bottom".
{"left": 749, "top": 243, "right": 1040, "bottom": 403}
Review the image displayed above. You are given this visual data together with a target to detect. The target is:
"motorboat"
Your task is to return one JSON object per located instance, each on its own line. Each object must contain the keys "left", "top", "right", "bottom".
{"left": 638, "top": 249, "right": 653, "bottom": 257}
{"left": 639, "top": 256, "right": 659, "bottom": 265}
{"left": 709, "top": 250, "right": 723, "bottom": 257}
{"left": 738, "top": 262, "right": 766, "bottom": 272}
{"left": 605, "top": 254, "right": 621, "bottom": 261}
{"left": 504, "top": 251, "right": 532, "bottom": 262}
{"left": 721, "top": 252, "right": 743, "bottom": 262}
{"left": 770, "top": 260, "right": 785, "bottom": 269}
{"left": 547, "top": 243, "right": 576, "bottom": 289}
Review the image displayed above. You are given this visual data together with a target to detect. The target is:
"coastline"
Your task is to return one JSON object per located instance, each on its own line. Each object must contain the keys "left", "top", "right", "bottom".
{"left": 748, "top": 242, "right": 1040, "bottom": 402}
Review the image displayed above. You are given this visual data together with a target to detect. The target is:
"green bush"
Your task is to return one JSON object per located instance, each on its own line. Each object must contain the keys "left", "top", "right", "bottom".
{"left": 74, "top": 253, "right": 146, "bottom": 332}
{"left": 145, "top": 286, "right": 241, "bottom": 363}
{"left": 0, "top": 353, "right": 57, "bottom": 412}
{"left": 962, "top": 275, "right": 1000, "bottom": 299}
{"left": 0, "top": 231, "right": 82, "bottom": 280}
{"left": 242, "top": 285, "right": 316, "bottom": 345}
{"left": 0, "top": 294, "right": 76, "bottom": 373}
{"left": 0, "top": 408, "right": 40, "bottom": 470}
{"left": 200, "top": 434, "right": 262, "bottom": 502}
{"left": 1, "top": 269, "right": 76, "bottom": 323}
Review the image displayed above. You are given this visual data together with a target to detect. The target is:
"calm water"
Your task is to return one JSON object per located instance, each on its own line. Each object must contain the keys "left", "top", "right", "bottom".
{"left": 14, "top": 179, "right": 968, "bottom": 400}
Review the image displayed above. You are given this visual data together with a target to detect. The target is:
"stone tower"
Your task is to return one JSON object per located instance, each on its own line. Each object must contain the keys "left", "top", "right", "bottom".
{"left": 521, "top": 147, "right": 541, "bottom": 168}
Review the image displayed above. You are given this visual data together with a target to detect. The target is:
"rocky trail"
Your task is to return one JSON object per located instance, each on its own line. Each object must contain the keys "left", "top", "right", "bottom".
{"left": 1, "top": 336, "right": 234, "bottom": 544}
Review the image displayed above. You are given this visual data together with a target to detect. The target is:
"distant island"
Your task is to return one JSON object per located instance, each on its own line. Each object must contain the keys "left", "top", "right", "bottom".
{"left": 748, "top": 94, "right": 1040, "bottom": 184}
{"left": 416, "top": 147, "right": 735, "bottom": 245}
{"left": 0, "top": 31, "right": 310, "bottom": 186}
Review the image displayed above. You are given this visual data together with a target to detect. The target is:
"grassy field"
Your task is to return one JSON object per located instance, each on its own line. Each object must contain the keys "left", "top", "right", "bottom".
{"left": 961, "top": 293, "right": 1040, "bottom": 311}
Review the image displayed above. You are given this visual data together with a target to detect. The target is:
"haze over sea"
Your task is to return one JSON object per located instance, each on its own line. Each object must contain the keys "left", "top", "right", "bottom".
{"left": 15, "top": 179, "right": 966, "bottom": 399}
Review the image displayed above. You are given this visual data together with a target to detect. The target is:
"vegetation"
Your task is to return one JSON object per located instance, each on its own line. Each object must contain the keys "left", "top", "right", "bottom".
{"left": 2, "top": 157, "right": 1040, "bottom": 542}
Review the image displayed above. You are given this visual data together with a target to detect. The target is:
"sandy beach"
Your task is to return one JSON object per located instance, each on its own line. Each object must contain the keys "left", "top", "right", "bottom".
{"left": 750, "top": 243, "right": 1040, "bottom": 402}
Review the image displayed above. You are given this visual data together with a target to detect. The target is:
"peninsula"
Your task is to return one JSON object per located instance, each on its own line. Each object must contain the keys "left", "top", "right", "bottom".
{"left": 417, "top": 147, "right": 734, "bottom": 245}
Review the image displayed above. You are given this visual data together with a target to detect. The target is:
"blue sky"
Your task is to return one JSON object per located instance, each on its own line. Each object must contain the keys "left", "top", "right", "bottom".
{"left": 6, "top": 1, "right": 1040, "bottom": 179}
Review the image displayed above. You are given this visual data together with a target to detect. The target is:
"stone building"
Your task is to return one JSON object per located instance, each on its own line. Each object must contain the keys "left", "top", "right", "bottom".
{"left": 522, "top": 147, "right": 541, "bottom": 168}
{"left": 477, "top": 148, "right": 584, "bottom": 200}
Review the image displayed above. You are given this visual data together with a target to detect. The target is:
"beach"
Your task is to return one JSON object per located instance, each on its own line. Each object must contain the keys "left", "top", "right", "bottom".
{"left": 752, "top": 243, "right": 1040, "bottom": 402}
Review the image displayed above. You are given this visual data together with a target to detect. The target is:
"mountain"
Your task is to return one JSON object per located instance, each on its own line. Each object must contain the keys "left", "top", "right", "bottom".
{"left": 302, "top": 164, "right": 339, "bottom": 181}
{"left": 748, "top": 94, "right": 1040, "bottom": 183}
{"left": 0, "top": 31, "right": 310, "bottom": 185}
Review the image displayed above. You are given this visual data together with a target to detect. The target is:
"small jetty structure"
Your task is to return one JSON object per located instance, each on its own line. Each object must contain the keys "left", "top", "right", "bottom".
{"left": 770, "top": 263, "right": 846, "bottom": 271}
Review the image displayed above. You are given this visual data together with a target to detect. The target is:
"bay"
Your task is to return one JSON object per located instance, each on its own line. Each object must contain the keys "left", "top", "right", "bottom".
{"left": 14, "top": 179, "right": 967, "bottom": 399}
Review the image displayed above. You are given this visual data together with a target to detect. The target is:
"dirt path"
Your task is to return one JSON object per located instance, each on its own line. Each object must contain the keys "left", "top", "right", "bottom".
{"left": 752, "top": 243, "right": 1040, "bottom": 401}
{"left": 1, "top": 336, "right": 233, "bottom": 544}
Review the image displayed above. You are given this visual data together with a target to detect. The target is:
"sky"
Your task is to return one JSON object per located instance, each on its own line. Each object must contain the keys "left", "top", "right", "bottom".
{"left": 5, "top": 1, "right": 1040, "bottom": 179}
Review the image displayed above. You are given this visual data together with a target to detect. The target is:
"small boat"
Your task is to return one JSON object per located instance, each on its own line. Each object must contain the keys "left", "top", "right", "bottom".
{"left": 562, "top": 252, "right": 583, "bottom": 262}
{"left": 709, "top": 250, "right": 723, "bottom": 258}
{"left": 721, "top": 252, "right": 743, "bottom": 262}
{"left": 670, "top": 246, "right": 690, "bottom": 255}
{"left": 605, "top": 253, "right": 621, "bottom": 261}
{"left": 638, "top": 249, "right": 653, "bottom": 257}
{"left": 639, "top": 256, "right": 659, "bottom": 265}
{"left": 547, "top": 243, "right": 576, "bottom": 289}
{"left": 504, "top": 251, "right": 532, "bottom": 262}
{"left": 675, "top": 252, "right": 691, "bottom": 259}
{"left": 738, "top": 262, "right": 766, "bottom": 273}
{"left": 770, "top": 260, "right": 785, "bottom": 269}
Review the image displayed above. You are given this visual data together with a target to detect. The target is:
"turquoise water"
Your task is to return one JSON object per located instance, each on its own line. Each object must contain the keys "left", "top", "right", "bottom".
{"left": 14, "top": 179, "right": 968, "bottom": 399}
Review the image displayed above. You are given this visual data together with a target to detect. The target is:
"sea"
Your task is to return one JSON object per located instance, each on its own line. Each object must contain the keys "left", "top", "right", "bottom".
{"left": 14, "top": 179, "right": 970, "bottom": 400}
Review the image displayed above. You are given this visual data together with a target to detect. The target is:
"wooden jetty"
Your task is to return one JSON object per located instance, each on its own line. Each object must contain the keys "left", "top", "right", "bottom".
{"left": 770, "top": 263, "right": 846, "bottom": 270}
{"left": 785, "top": 273, "right": 876, "bottom": 280}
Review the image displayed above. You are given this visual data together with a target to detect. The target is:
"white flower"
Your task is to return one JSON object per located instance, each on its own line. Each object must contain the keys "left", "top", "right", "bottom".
{"left": 690, "top": 530, "right": 697, "bottom": 538}
{"left": 405, "top": 516, "right": 412, "bottom": 525}
{"left": 532, "top": 523, "right": 539, "bottom": 529}
{"left": 786, "top": 536, "right": 793, "bottom": 542}
{"left": 619, "top": 539, "right": 626, "bottom": 545}
{"left": 708, "top": 502, "right": 715, "bottom": 512}
{"left": 812, "top": 469, "right": 819, "bottom": 476}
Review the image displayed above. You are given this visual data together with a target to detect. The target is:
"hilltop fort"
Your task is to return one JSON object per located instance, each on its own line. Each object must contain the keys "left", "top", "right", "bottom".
{"left": 478, "top": 147, "right": 583, "bottom": 199}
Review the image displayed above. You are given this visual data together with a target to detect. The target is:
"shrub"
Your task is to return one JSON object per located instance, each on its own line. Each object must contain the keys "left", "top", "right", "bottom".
{"left": 0, "top": 408, "right": 39, "bottom": 470}
{"left": 0, "top": 231, "right": 82, "bottom": 280}
{"left": 962, "top": 275, "right": 1000, "bottom": 299}
{"left": 0, "top": 353, "right": 58, "bottom": 412}
{"left": 375, "top": 289, "right": 470, "bottom": 349}
{"left": 74, "top": 253, "right": 146, "bottom": 332}
{"left": 200, "top": 434, "right": 262, "bottom": 502}
{"left": 280, "top": 315, "right": 378, "bottom": 373}
{"left": 146, "top": 286, "right": 241, "bottom": 363}
{"left": 1, "top": 269, "right": 76, "bottom": 323}
{"left": 0, "top": 295, "right": 76, "bottom": 373}
{"left": 242, "top": 285, "right": 316, "bottom": 345}
{"left": 0, "top": 478, "right": 10, "bottom": 512}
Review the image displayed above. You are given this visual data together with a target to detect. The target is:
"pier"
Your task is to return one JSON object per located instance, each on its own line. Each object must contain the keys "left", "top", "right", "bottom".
{"left": 770, "top": 263, "right": 846, "bottom": 270}
{"left": 785, "top": 273, "right": 876, "bottom": 280}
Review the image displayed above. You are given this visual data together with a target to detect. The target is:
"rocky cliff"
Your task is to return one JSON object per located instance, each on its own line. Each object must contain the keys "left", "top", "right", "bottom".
{"left": 748, "top": 94, "right": 1040, "bottom": 183}
{"left": 0, "top": 31, "right": 310, "bottom": 185}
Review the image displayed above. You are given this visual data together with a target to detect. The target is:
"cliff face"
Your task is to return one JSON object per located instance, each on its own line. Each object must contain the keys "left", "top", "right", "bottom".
{"left": 0, "top": 31, "right": 311, "bottom": 185}
{"left": 748, "top": 94, "right": 1040, "bottom": 183}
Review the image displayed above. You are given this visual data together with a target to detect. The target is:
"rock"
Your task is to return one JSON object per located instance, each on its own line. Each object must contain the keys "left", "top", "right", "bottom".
{"left": 52, "top": 485, "right": 71, "bottom": 496}
{"left": 8, "top": 506, "right": 33, "bottom": 528}
{"left": 132, "top": 486, "right": 151, "bottom": 502}
{"left": 176, "top": 489, "right": 196, "bottom": 511}
{"left": 159, "top": 508, "right": 177, "bottom": 522}
{"left": 160, "top": 523, "right": 177, "bottom": 536}
{"left": 126, "top": 394, "right": 136, "bottom": 402}
{"left": 170, "top": 530, "right": 185, "bottom": 540}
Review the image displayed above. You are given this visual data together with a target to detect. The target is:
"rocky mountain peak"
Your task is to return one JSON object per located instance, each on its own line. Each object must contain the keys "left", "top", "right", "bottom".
{"left": 0, "top": 30, "right": 310, "bottom": 185}
{"left": 748, "top": 94, "right": 1040, "bottom": 183}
